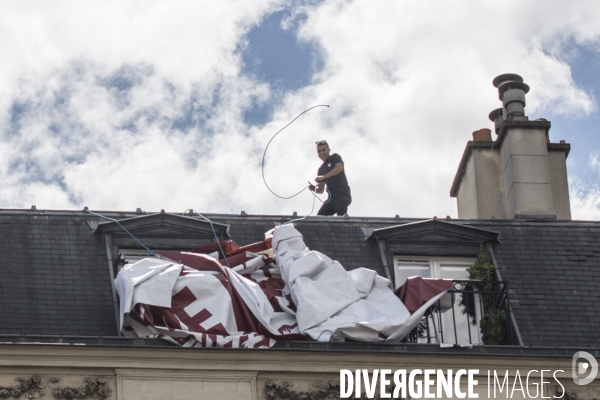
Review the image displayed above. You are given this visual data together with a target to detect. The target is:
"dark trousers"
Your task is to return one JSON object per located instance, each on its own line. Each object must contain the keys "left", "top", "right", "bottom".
{"left": 317, "top": 189, "right": 352, "bottom": 216}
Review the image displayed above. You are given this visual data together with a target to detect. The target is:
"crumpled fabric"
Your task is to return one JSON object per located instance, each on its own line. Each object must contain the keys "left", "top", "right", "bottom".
{"left": 114, "top": 224, "right": 451, "bottom": 347}
{"left": 272, "top": 224, "right": 450, "bottom": 342}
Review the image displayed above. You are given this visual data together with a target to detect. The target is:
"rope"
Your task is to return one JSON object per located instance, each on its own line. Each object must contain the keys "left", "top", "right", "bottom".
{"left": 282, "top": 188, "right": 331, "bottom": 226}
{"left": 282, "top": 191, "right": 318, "bottom": 226}
{"left": 261, "top": 104, "right": 329, "bottom": 199}
{"left": 182, "top": 209, "right": 231, "bottom": 269}
{"left": 86, "top": 208, "right": 230, "bottom": 266}
{"left": 85, "top": 209, "right": 153, "bottom": 255}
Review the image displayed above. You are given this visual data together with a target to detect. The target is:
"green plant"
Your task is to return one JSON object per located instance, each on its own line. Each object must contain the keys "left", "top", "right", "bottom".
{"left": 480, "top": 308, "right": 506, "bottom": 345}
{"left": 459, "top": 243, "right": 507, "bottom": 345}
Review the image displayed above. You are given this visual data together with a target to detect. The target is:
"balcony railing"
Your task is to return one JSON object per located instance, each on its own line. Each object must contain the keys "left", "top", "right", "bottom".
{"left": 403, "top": 280, "right": 516, "bottom": 345}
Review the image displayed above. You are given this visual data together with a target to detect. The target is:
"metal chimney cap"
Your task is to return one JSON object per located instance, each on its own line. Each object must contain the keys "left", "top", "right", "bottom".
{"left": 493, "top": 73, "right": 524, "bottom": 88}
{"left": 489, "top": 108, "right": 503, "bottom": 122}
{"left": 498, "top": 81, "right": 530, "bottom": 100}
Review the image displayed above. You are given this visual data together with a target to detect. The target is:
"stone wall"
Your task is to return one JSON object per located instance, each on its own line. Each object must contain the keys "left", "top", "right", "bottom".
{"left": 0, "top": 344, "right": 597, "bottom": 399}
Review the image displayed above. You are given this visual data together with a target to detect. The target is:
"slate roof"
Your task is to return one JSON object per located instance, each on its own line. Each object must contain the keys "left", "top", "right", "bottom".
{"left": 0, "top": 208, "right": 599, "bottom": 348}
{"left": 475, "top": 221, "right": 600, "bottom": 347}
{"left": 0, "top": 212, "right": 115, "bottom": 336}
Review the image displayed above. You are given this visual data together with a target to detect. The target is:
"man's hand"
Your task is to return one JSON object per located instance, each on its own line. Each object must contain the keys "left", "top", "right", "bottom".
{"left": 308, "top": 181, "right": 324, "bottom": 194}
{"left": 315, "top": 175, "right": 326, "bottom": 182}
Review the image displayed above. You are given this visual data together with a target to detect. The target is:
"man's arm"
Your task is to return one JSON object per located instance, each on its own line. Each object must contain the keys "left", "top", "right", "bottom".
{"left": 315, "top": 162, "right": 344, "bottom": 182}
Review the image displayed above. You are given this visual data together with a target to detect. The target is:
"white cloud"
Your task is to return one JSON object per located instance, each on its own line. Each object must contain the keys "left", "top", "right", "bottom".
{"left": 570, "top": 152, "right": 600, "bottom": 220}
{"left": 571, "top": 184, "right": 600, "bottom": 221}
{"left": 287, "top": 0, "right": 600, "bottom": 217}
{"left": 1, "top": 0, "right": 600, "bottom": 219}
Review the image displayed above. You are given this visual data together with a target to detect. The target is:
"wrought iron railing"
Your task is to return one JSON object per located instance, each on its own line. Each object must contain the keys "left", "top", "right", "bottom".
{"left": 403, "top": 280, "right": 516, "bottom": 345}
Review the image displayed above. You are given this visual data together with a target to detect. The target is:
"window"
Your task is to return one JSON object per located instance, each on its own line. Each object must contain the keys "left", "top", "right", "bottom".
{"left": 394, "top": 257, "right": 473, "bottom": 287}
{"left": 117, "top": 248, "right": 154, "bottom": 270}
{"left": 394, "top": 256, "right": 482, "bottom": 345}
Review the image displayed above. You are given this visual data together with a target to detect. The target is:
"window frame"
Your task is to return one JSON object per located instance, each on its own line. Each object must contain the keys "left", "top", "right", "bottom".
{"left": 393, "top": 256, "right": 475, "bottom": 289}
{"left": 116, "top": 248, "right": 156, "bottom": 271}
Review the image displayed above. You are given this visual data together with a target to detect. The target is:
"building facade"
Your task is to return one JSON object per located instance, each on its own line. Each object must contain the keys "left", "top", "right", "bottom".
{"left": 0, "top": 73, "right": 598, "bottom": 399}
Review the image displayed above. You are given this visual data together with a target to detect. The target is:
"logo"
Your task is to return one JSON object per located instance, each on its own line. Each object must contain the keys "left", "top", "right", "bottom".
{"left": 572, "top": 351, "right": 598, "bottom": 385}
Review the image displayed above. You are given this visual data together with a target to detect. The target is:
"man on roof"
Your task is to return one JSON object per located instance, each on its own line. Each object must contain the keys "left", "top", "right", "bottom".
{"left": 308, "top": 140, "right": 352, "bottom": 216}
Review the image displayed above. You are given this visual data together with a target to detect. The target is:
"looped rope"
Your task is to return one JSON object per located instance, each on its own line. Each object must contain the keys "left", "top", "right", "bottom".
{"left": 182, "top": 209, "right": 231, "bottom": 269}
{"left": 261, "top": 105, "right": 329, "bottom": 199}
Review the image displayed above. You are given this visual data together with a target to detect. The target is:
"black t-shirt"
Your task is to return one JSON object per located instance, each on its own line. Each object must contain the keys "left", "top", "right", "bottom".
{"left": 318, "top": 153, "right": 350, "bottom": 195}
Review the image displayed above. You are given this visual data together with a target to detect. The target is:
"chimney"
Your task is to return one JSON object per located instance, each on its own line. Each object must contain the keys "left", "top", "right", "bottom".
{"left": 451, "top": 74, "right": 572, "bottom": 220}
{"left": 472, "top": 128, "right": 492, "bottom": 141}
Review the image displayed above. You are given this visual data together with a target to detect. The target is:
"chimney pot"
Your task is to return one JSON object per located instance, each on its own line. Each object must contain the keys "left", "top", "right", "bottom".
{"left": 492, "top": 73, "right": 523, "bottom": 88}
{"left": 498, "top": 81, "right": 530, "bottom": 100}
{"left": 472, "top": 128, "right": 492, "bottom": 141}
{"left": 560, "top": 140, "right": 566, "bottom": 144}
{"left": 493, "top": 74, "right": 530, "bottom": 120}
{"left": 488, "top": 108, "right": 504, "bottom": 133}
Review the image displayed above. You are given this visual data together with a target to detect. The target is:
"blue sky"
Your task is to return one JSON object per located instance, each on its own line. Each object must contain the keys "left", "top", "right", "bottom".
{"left": 545, "top": 41, "right": 600, "bottom": 177}
{"left": 0, "top": 1, "right": 599, "bottom": 219}
{"left": 242, "top": 10, "right": 323, "bottom": 126}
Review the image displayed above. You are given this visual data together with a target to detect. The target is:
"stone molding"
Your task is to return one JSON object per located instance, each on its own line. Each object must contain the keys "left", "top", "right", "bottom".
{"left": 0, "top": 375, "right": 56, "bottom": 399}
{"left": 53, "top": 377, "right": 111, "bottom": 400}
{"left": 0, "top": 376, "right": 111, "bottom": 400}
{"left": 0, "top": 344, "right": 579, "bottom": 373}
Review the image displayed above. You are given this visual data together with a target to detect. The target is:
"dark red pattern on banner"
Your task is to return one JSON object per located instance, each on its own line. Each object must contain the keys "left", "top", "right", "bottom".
{"left": 394, "top": 276, "right": 453, "bottom": 313}
{"left": 191, "top": 240, "right": 240, "bottom": 258}
{"left": 193, "top": 239, "right": 273, "bottom": 256}
{"left": 128, "top": 244, "right": 311, "bottom": 346}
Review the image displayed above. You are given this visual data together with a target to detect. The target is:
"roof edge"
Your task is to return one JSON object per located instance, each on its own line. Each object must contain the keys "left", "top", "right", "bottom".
{"left": 0, "top": 335, "right": 597, "bottom": 356}
{"left": 371, "top": 218, "right": 501, "bottom": 242}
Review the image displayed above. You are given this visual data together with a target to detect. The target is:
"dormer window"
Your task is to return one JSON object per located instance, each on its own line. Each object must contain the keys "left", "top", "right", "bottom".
{"left": 95, "top": 212, "right": 230, "bottom": 332}
{"left": 370, "top": 219, "right": 504, "bottom": 346}
{"left": 394, "top": 256, "right": 480, "bottom": 345}
{"left": 97, "top": 212, "right": 229, "bottom": 273}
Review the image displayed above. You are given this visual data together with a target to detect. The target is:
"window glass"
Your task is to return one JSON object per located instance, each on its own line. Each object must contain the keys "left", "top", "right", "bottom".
{"left": 394, "top": 261, "right": 430, "bottom": 287}
{"left": 440, "top": 265, "right": 469, "bottom": 280}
